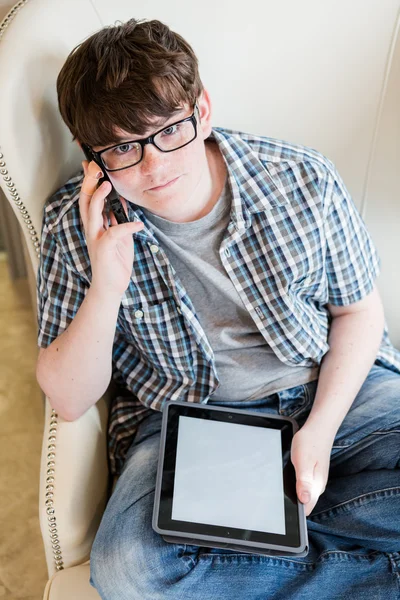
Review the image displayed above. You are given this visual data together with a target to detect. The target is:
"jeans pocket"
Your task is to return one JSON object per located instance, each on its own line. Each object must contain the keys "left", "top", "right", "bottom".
{"left": 278, "top": 380, "right": 318, "bottom": 419}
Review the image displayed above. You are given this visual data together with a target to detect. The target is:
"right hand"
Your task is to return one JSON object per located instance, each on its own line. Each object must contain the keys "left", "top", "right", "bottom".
{"left": 79, "top": 160, "right": 144, "bottom": 296}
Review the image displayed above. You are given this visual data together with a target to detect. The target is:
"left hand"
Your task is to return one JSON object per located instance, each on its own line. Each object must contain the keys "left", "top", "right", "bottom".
{"left": 290, "top": 422, "right": 334, "bottom": 516}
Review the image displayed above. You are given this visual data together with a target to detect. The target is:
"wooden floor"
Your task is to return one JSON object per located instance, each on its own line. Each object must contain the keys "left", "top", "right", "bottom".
{"left": 0, "top": 252, "right": 48, "bottom": 599}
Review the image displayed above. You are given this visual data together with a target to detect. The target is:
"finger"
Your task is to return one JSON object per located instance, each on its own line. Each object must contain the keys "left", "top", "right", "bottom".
{"left": 301, "top": 469, "right": 326, "bottom": 516}
{"left": 87, "top": 180, "right": 111, "bottom": 239}
{"left": 80, "top": 162, "right": 103, "bottom": 207}
{"left": 297, "top": 481, "right": 313, "bottom": 506}
{"left": 119, "top": 196, "right": 129, "bottom": 219}
{"left": 82, "top": 160, "right": 88, "bottom": 177}
{"left": 79, "top": 161, "right": 103, "bottom": 226}
{"left": 106, "top": 221, "right": 144, "bottom": 240}
{"left": 295, "top": 467, "right": 315, "bottom": 506}
{"left": 81, "top": 160, "right": 103, "bottom": 195}
{"left": 102, "top": 209, "right": 109, "bottom": 231}
{"left": 291, "top": 441, "right": 316, "bottom": 506}
{"left": 109, "top": 208, "right": 118, "bottom": 227}
{"left": 305, "top": 500, "right": 316, "bottom": 517}
{"left": 297, "top": 479, "right": 315, "bottom": 517}
{"left": 304, "top": 487, "right": 320, "bottom": 516}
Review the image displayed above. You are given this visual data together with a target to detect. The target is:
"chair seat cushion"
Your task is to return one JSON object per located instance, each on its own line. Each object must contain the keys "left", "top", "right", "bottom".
{"left": 43, "top": 563, "right": 100, "bottom": 600}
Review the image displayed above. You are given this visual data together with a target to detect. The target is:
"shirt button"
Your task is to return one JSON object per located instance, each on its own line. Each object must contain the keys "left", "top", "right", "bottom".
{"left": 150, "top": 244, "right": 159, "bottom": 254}
{"left": 134, "top": 310, "right": 144, "bottom": 319}
{"left": 224, "top": 247, "right": 231, "bottom": 257}
{"left": 177, "top": 306, "right": 182, "bottom": 315}
{"left": 255, "top": 306, "right": 263, "bottom": 318}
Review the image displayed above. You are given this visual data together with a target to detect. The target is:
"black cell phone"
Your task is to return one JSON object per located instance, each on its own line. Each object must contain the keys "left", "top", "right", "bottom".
{"left": 81, "top": 142, "right": 129, "bottom": 224}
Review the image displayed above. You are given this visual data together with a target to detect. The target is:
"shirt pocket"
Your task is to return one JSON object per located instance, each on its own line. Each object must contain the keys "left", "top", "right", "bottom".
{"left": 119, "top": 297, "right": 192, "bottom": 373}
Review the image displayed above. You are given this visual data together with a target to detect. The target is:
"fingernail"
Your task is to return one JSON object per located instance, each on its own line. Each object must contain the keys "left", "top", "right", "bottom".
{"left": 302, "top": 492, "right": 310, "bottom": 503}
{"left": 95, "top": 171, "right": 103, "bottom": 179}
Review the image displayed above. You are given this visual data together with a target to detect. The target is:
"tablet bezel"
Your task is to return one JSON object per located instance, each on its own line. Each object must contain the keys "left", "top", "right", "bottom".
{"left": 152, "top": 401, "right": 308, "bottom": 555}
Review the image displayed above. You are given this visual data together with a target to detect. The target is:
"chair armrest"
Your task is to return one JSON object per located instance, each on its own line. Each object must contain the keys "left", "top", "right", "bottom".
{"left": 39, "top": 387, "right": 112, "bottom": 578}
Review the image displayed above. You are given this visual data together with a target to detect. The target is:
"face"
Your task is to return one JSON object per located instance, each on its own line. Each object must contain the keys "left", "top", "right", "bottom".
{"left": 86, "top": 90, "right": 214, "bottom": 222}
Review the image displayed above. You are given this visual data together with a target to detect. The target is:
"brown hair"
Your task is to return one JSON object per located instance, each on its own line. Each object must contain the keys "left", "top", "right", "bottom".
{"left": 56, "top": 18, "right": 203, "bottom": 147}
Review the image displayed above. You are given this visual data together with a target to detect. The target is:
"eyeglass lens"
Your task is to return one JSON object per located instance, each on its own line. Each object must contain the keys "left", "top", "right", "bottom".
{"left": 101, "top": 119, "right": 196, "bottom": 170}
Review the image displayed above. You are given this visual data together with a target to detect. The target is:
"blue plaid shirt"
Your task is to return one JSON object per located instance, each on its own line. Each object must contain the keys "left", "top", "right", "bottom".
{"left": 37, "top": 127, "right": 400, "bottom": 475}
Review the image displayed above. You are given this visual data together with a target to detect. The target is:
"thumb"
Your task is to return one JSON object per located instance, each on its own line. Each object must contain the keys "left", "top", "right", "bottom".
{"left": 295, "top": 468, "right": 315, "bottom": 505}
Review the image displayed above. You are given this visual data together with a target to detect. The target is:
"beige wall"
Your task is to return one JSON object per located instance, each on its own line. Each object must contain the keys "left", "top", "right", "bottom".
{"left": 1, "top": 0, "right": 399, "bottom": 343}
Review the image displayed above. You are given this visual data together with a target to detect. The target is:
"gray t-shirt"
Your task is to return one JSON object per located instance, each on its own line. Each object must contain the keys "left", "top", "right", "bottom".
{"left": 142, "top": 182, "right": 319, "bottom": 401}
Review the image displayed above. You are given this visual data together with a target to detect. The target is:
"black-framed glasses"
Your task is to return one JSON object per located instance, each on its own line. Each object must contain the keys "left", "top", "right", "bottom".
{"left": 90, "top": 103, "right": 199, "bottom": 172}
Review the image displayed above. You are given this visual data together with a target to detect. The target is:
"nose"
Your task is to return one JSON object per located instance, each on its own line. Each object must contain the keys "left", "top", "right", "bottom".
{"left": 139, "top": 142, "right": 165, "bottom": 175}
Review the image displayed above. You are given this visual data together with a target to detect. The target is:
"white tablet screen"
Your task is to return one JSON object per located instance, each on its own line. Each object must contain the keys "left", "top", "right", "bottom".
{"left": 171, "top": 416, "right": 286, "bottom": 535}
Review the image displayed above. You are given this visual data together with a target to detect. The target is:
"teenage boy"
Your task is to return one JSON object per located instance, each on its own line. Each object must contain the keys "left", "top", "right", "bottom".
{"left": 36, "top": 18, "right": 400, "bottom": 600}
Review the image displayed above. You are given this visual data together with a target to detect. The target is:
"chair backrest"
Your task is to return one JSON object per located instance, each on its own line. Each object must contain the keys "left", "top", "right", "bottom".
{"left": 0, "top": 0, "right": 399, "bottom": 345}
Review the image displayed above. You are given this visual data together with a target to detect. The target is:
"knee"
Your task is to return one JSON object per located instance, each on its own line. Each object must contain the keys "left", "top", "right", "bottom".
{"left": 89, "top": 508, "right": 152, "bottom": 599}
{"left": 89, "top": 493, "right": 196, "bottom": 599}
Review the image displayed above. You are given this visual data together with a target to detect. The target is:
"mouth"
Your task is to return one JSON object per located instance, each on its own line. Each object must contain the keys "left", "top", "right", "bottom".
{"left": 147, "top": 176, "right": 181, "bottom": 192}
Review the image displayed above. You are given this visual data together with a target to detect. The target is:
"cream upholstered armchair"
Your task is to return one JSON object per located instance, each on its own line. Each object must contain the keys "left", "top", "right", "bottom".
{"left": 0, "top": 1, "right": 399, "bottom": 599}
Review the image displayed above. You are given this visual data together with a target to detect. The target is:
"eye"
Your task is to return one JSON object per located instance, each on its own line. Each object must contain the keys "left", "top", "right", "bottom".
{"left": 113, "top": 143, "right": 135, "bottom": 155}
{"left": 161, "top": 124, "right": 180, "bottom": 137}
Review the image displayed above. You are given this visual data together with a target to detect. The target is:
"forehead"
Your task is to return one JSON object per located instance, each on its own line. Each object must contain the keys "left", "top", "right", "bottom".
{"left": 97, "top": 106, "right": 191, "bottom": 150}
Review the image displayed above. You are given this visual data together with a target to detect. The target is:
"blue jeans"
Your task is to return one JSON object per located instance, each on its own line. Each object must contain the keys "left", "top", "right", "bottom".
{"left": 90, "top": 364, "right": 400, "bottom": 599}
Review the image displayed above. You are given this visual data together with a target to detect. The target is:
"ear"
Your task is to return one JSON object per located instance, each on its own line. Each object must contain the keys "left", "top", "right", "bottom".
{"left": 197, "top": 88, "right": 213, "bottom": 139}
{"left": 75, "top": 140, "right": 82, "bottom": 149}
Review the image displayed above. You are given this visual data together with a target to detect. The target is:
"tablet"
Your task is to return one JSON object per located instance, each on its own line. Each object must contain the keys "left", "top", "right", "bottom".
{"left": 152, "top": 401, "right": 308, "bottom": 557}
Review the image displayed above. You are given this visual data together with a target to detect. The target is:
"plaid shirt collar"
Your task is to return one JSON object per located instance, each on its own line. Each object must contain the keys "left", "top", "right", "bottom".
{"left": 49, "top": 127, "right": 289, "bottom": 241}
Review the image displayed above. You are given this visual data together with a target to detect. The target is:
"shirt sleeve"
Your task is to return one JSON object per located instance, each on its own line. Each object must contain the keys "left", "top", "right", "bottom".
{"left": 36, "top": 219, "right": 88, "bottom": 348}
{"left": 323, "top": 161, "right": 381, "bottom": 306}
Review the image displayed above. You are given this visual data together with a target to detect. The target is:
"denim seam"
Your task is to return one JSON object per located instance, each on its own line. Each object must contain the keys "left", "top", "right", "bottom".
{"left": 371, "top": 430, "right": 400, "bottom": 435}
{"left": 331, "top": 429, "right": 400, "bottom": 453}
{"left": 317, "top": 549, "right": 381, "bottom": 559}
{"left": 197, "top": 548, "right": 383, "bottom": 567}
{"left": 198, "top": 552, "right": 314, "bottom": 568}
{"left": 120, "top": 487, "right": 155, "bottom": 514}
{"left": 310, "top": 486, "right": 400, "bottom": 519}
